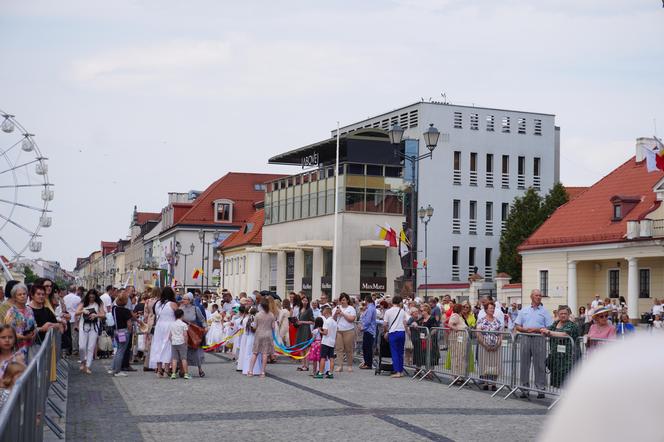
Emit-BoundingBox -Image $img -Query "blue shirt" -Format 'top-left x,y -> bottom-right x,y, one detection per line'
616,322 -> 635,335
361,303 -> 377,336
515,304 -> 553,330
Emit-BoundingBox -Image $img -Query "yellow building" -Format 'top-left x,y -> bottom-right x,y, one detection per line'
520,139 -> 664,320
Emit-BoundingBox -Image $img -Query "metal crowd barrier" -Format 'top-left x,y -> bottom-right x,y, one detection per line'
0,329 -> 66,442
465,329 -> 516,397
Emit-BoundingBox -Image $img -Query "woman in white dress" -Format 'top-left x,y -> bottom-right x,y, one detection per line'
148,287 -> 178,377
241,307 -> 262,375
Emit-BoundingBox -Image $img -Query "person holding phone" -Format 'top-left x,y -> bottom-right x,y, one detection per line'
333,293 -> 356,373
75,289 -> 105,374
3,283 -> 36,362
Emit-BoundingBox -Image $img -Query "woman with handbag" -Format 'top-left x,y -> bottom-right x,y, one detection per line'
74,289 -> 105,374
109,293 -> 133,377
180,293 -> 208,377
142,287 -> 160,371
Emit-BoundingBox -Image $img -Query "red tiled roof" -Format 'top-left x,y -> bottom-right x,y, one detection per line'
520,157 -> 664,251
100,241 -> 117,255
503,283 -> 522,289
564,186 -> 589,200
176,173 -> 286,226
418,283 -> 470,290
220,209 -> 264,250
136,212 -> 160,225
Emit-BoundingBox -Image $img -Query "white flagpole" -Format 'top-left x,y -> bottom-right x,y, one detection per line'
332,122 -> 340,300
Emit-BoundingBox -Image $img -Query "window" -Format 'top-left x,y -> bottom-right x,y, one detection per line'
454,112 -> 463,129
452,246 -> 460,281
518,117 -> 526,134
539,270 -> 549,296
453,151 -> 461,185
214,200 -> 233,223
640,269 -> 650,298
486,115 -> 495,131
533,157 -> 541,189
484,248 -> 493,279
485,202 -> 493,236
534,119 -> 542,136
502,116 -> 510,133
501,155 -> 510,188
517,156 -> 526,189
613,204 -> 622,221
609,269 -> 620,298
486,153 -> 494,187
470,113 -> 479,130
468,247 -> 476,276
452,200 -> 460,234
469,152 -> 477,186
469,201 -> 477,235
253,183 -> 266,191
501,202 -> 509,231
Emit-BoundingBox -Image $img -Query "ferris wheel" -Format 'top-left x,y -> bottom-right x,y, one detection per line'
0,109 -> 53,263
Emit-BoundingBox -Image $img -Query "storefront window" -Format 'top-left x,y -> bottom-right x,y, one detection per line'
384,190 -> 403,214
365,189 -> 384,212
345,187 -> 365,212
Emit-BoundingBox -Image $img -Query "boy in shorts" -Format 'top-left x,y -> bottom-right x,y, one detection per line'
169,309 -> 191,380
314,304 -> 337,379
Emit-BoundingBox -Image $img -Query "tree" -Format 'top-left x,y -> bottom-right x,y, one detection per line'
542,182 -> 569,218
22,264 -> 38,284
497,184 -> 571,282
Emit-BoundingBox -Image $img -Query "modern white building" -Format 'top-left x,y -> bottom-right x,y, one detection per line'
258,130 -> 406,299
338,101 -> 559,294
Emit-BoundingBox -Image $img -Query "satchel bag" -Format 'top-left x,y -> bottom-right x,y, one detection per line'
186,323 -> 205,348
97,330 -> 113,352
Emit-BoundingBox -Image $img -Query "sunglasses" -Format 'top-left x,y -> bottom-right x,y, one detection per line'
596,314 -> 608,319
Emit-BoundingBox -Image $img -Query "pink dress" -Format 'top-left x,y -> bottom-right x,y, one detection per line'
308,329 -> 321,362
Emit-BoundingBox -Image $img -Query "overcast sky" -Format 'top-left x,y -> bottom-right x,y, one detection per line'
1,0 -> 662,270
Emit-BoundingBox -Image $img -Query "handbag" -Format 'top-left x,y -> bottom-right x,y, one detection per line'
97,330 -> 113,352
113,306 -> 128,343
186,323 -> 205,348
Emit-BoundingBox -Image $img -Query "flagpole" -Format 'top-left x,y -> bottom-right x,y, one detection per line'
332,122 -> 340,301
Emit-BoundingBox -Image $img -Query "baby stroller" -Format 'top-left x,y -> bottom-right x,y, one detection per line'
374,332 -> 393,376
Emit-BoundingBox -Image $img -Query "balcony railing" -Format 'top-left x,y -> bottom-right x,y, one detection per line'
627,219 -> 664,239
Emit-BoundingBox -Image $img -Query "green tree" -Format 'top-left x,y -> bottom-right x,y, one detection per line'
542,182 -> 569,218
497,184 -> 571,282
22,264 -> 38,284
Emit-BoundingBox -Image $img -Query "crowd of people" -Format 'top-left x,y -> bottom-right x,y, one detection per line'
0,279 -> 657,409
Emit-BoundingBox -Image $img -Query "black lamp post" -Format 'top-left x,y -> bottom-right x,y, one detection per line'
418,204 -> 434,300
388,123 -> 440,297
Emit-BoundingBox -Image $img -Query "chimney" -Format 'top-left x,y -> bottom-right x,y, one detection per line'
636,137 -> 656,162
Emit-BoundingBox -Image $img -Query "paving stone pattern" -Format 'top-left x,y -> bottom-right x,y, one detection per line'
65,353 -> 548,441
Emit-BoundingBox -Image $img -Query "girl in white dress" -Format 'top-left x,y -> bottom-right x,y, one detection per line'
206,310 -> 224,348
241,307 -> 262,375
148,287 -> 178,376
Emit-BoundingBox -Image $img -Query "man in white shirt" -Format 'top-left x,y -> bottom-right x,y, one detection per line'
63,285 -> 81,356
591,294 -> 602,309
100,285 -> 115,329
477,296 -> 505,328
652,299 -> 663,316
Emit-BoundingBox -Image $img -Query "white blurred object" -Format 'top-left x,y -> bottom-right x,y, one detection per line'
540,335 -> 664,442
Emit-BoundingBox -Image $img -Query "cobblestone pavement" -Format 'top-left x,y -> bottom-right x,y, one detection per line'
66,354 -> 548,442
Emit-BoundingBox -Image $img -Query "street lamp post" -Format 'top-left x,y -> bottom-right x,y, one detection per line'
389,123 -> 440,298
418,204 -> 434,300
176,242 -> 195,292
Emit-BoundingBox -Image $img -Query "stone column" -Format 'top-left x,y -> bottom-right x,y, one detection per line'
567,261 -> 578,315
277,251 -> 287,298
312,247 -> 324,300
627,257 -> 639,321
294,249 -> 304,293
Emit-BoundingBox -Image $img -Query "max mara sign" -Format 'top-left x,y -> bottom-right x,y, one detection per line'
360,277 -> 387,292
